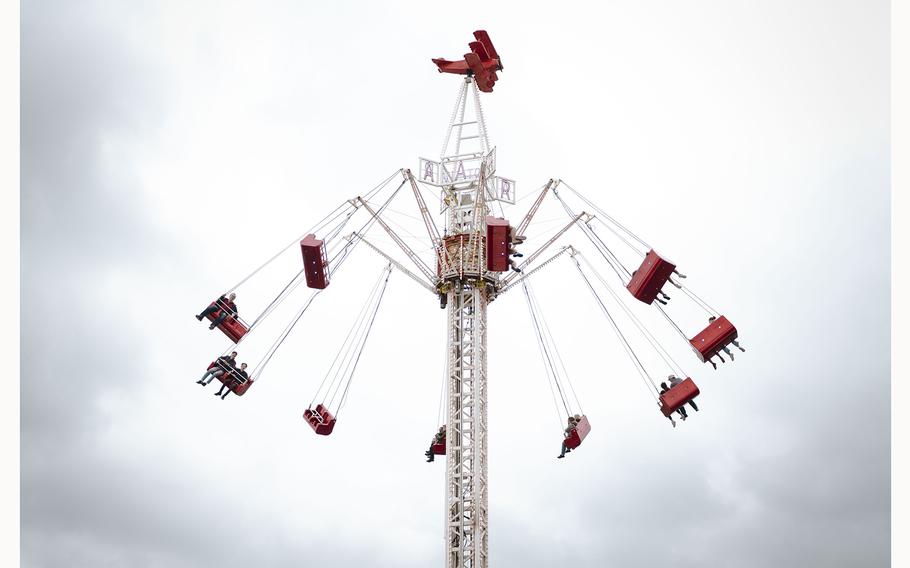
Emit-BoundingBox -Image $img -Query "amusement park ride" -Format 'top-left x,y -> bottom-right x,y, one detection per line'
194,31 -> 745,568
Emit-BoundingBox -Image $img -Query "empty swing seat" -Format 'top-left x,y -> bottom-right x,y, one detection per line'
659,378 -> 700,417
300,234 -> 330,289
689,316 -> 738,362
203,303 -> 249,343
563,415 -> 592,450
303,403 -> 337,436
485,216 -> 510,272
626,250 -> 676,305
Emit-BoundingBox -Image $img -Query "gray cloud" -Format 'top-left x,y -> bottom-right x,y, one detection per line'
21,1 -> 890,567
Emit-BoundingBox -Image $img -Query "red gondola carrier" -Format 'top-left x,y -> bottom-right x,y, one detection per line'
304,403 -> 337,435
626,250 -> 676,305
486,216 -> 510,272
203,301 -> 248,343
206,361 -> 253,396
300,234 -> 330,290
563,415 -> 591,450
659,378 -> 700,417
689,316 -> 738,362
432,434 -> 446,456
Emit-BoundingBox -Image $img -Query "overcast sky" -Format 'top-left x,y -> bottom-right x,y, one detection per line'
21,1 -> 890,567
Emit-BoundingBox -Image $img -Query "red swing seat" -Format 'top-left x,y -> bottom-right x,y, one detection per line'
659,378 -> 700,417
563,415 -> 591,450
300,234 -> 330,289
431,435 -> 446,456
485,216 -> 510,272
626,250 -> 676,305
203,301 -> 248,343
304,403 -> 337,436
218,370 -> 253,396
689,316 -> 738,362
205,361 -> 253,396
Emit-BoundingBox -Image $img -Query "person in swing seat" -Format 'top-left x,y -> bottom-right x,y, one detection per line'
557,414 -> 582,459
215,362 -> 248,400
196,292 -> 239,330
425,425 -> 446,463
197,352 -> 237,386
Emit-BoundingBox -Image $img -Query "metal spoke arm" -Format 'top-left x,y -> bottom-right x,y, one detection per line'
497,245 -> 576,296
551,184 -> 633,284
346,232 -> 436,294
405,169 -> 443,243
500,212 -> 586,288
470,159 -> 491,231
405,169 -> 456,276
514,179 -> 554,237
356,197 -> 438,283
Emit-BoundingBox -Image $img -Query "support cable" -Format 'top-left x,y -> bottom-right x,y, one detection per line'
551,186 -> 631,285
250,288 -> 322,382
570,254 -> 661,400
498,246 -> 572,295
436,345 -> 448,429
521,279 -> 571,426
309,273 -> 382,407
655,303 -> 692,345
248,269 -> 306,330
224,169 -> 399,294
330,179 -> 408,273
528,281 -> 584,414
561,180 -> 652,253
334,265 -> 393,417
577,252 -> 687,377
679,285 -> 720,317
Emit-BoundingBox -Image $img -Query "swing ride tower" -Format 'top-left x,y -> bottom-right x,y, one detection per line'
194,29 -> 747,568
429,76 -> 503,568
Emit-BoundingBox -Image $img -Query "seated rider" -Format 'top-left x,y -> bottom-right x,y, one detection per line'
196,292 -> 239,330
425,425 -> 446,463
708,316 -> 745,365
214,362 -> 248,400
557,414 -> 582,459
665,375 -> 699,421
658,382 -> 678,428
196,351 -> 237,386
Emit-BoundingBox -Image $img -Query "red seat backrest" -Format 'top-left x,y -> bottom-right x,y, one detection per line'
689,316 -> 738,361
564,415 -> 591,450
203,304 -> 249,343
485,216 -> 510,272
300,234 -> 330,290
216,370 -> 252,396
304,404 -> 337,436
626,250 -> 676,305
659,378 -> 700,416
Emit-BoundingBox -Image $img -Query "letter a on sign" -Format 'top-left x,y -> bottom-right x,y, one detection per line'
455,161 -> 466,181
423,161 -> 435,182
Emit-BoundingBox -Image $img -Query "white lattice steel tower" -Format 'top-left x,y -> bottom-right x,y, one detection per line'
418,74 -> 515,568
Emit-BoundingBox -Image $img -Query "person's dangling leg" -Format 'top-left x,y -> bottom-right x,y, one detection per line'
197,369 -> 215,385
203,369 -> 224,386
209,312 -> 229,330
197,304 -> 218,320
